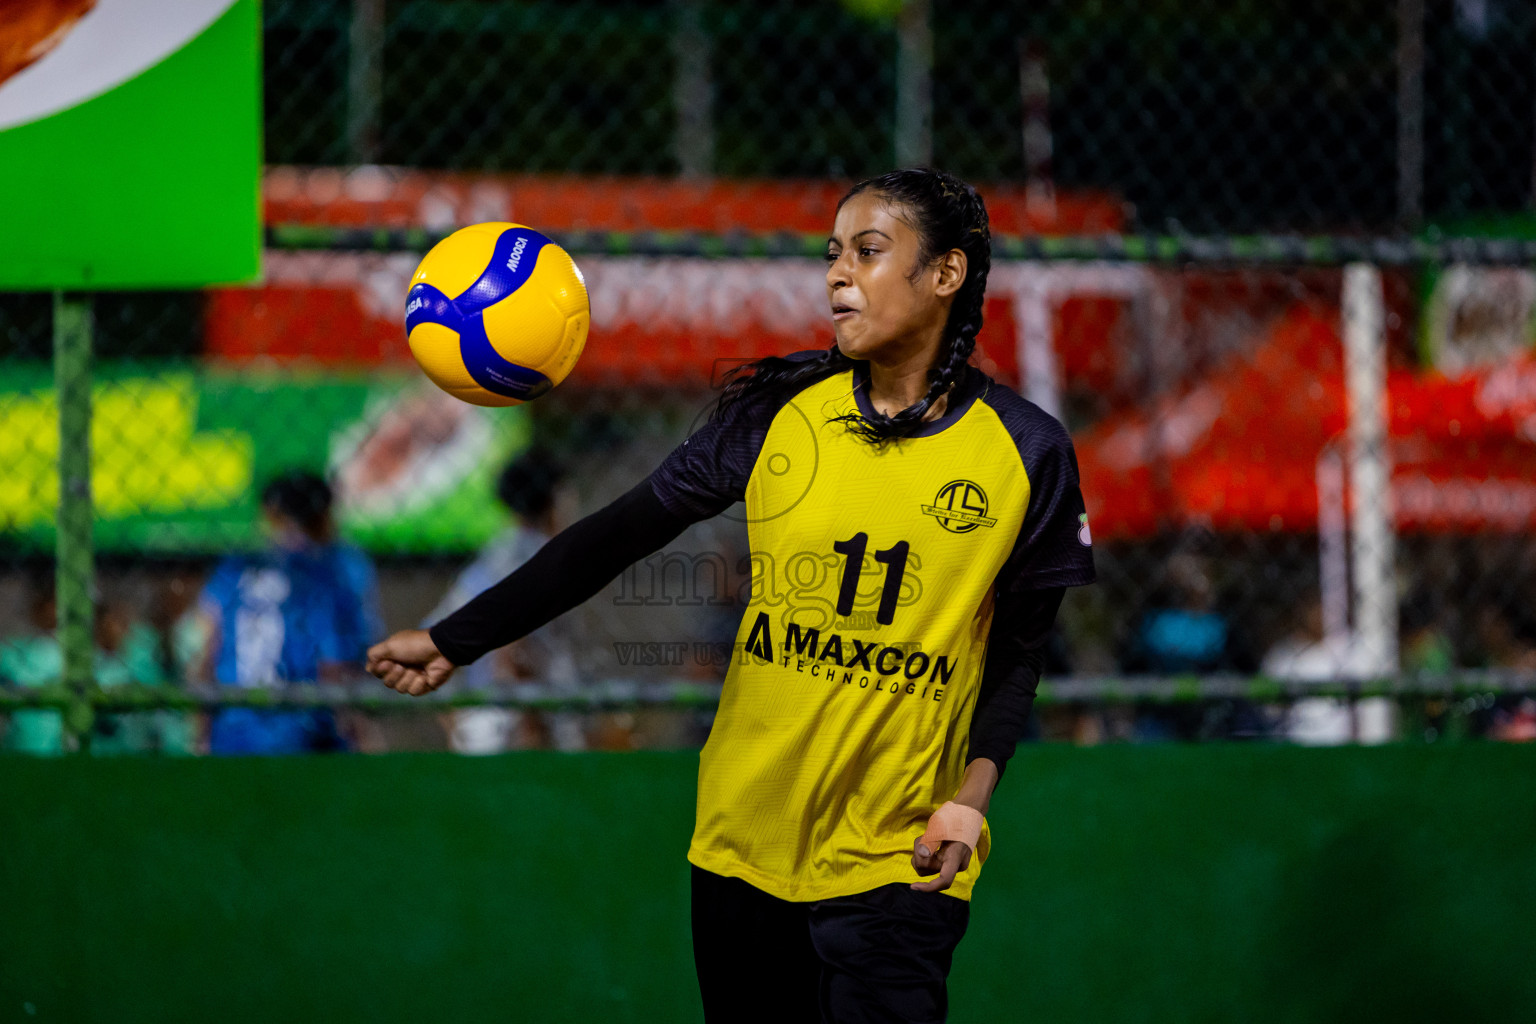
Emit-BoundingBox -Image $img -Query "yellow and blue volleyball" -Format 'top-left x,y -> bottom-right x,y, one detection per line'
403,222 -> 590,406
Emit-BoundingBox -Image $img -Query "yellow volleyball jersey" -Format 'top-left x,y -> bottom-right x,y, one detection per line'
648,355 -> 1094,902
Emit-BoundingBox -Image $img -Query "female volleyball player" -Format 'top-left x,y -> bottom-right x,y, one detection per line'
367,168 -> 1095,1023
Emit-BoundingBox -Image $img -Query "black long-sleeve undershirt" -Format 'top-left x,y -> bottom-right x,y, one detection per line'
965,586 -> 1065,780
429,476 -> 1060,782
429,477 -> 692,666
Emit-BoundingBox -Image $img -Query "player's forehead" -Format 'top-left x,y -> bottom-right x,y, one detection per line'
828,192 -> 919,248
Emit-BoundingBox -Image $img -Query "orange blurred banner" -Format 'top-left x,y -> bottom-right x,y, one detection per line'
210,169 -> 1120,384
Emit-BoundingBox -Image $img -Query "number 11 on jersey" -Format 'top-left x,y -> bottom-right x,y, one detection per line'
832,533 -> 911,627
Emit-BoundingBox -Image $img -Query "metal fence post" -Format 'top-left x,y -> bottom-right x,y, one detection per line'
1342,264 -> 1398,680
348,0 -> 386,163
671,0 -> 715,178
1396,0 -> 1425,230
894,0 -> 931,168
53,292 -> 95,751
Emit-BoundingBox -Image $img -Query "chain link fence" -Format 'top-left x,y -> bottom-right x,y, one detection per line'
261,0 -> 1536,230
4,0 -> 1536,754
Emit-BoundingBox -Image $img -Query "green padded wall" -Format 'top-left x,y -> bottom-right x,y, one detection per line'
2,745 -> 1533,1022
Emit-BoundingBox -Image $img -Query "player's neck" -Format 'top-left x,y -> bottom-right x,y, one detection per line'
866,352 -> 954,422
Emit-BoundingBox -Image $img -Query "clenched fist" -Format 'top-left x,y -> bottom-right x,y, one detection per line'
366,629 -> 457,696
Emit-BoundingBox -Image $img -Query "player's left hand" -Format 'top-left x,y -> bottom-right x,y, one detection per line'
910,837 -> 973,893
367,629 -> 456,697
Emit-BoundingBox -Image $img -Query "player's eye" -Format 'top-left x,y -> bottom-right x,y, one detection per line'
824,250 -> 840,263
859,247 -> 878,258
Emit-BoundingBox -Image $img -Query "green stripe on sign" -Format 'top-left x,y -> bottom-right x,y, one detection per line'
0,0 -> 260,289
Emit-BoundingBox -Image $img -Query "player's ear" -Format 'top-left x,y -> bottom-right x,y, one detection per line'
934,249 -> 966,298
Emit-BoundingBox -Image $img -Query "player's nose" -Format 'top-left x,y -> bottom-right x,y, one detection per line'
826,254 -> 851,291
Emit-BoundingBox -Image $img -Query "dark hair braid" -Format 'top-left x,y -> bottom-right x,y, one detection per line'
711,168 -> 991,446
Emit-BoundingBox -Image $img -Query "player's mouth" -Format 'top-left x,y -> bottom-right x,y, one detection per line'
831,303 -> 858,322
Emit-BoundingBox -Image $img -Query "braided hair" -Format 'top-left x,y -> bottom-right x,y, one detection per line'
711,168 -> 991,446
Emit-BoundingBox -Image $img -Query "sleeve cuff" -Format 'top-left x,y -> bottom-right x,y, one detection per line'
965,749 -> 1013,780
427,622 -> 480,668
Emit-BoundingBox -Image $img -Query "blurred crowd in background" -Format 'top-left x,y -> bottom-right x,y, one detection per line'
4,445 -> 1532,757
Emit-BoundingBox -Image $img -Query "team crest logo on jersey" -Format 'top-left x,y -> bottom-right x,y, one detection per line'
1078,512 -> 1093,546
921,479 -> 996,533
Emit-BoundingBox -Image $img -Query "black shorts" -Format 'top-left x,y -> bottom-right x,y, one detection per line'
690,865 -> 971,1024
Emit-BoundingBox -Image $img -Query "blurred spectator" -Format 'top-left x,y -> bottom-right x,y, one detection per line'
155,567 -> 212,683
423,448 -> 581,753
1120,553 -> 1252,674
1260,592 -> 1399,745
1283,697 -> 1396,746
1114,552 -> 1264,741
1146,549 -> 1292,739
1261,593 -> 1373,682
1400,592 -> 1454,675
1473,606 -> 1536,673
89,598 -> 197,755
187,471 -> 383,755
0,578 -> 67,756
1473,605 -> 1536,743
0,578 -> 179,755
1489,698 -> 1536,742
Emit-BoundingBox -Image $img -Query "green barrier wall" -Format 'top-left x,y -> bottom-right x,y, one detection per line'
2,745 -> 1533,1023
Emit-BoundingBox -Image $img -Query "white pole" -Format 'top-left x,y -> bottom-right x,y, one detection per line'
1315,445 -> 1350,646
993,263 -> 1152,422
1342,263 -> 1398,678
1017,278 -> 1062,420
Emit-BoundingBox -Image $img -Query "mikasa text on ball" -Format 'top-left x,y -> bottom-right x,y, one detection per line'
404,223 -> 590,406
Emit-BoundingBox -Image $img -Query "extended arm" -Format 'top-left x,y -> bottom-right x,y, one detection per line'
429,477 -> 694,665
368,477 -> 695,694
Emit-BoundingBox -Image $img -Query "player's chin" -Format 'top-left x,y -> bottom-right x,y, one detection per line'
833,328 -> 880,361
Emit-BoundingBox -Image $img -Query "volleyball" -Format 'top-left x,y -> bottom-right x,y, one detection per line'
403,222 -> 590,406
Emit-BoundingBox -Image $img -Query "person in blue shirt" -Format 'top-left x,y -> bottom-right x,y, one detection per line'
1121,552 -> 1239,674
193,471 -> 383,755
1117,550 -> 1260,741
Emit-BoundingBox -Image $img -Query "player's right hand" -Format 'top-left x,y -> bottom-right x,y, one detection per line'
367,629 -> 456,697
